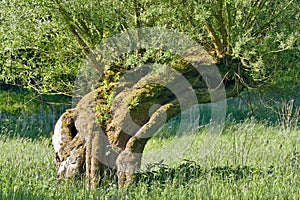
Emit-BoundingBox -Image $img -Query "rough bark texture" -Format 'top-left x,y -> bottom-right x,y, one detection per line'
52,58 -> 244,188
53,89 -> 118,187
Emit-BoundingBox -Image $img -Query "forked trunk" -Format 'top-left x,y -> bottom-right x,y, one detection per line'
52,55 -> 244,188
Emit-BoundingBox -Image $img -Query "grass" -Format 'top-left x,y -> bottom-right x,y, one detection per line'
0,88 -> 299,199
0,119 -> 299,199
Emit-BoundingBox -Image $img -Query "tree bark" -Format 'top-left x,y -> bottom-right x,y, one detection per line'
52,58 -> 244,188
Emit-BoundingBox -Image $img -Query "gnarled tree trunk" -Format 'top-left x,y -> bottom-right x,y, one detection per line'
52,54 -> 244,188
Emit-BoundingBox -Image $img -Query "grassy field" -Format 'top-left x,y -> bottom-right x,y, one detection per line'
0,119 -> 299,199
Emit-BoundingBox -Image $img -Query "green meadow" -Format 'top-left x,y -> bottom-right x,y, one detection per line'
0,105 -> 299,199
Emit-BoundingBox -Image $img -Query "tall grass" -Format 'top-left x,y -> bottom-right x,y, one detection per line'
0,111 -> 63,138
0,89 -> 299,199
0,88 -> 70,138
0,119 -> 299,199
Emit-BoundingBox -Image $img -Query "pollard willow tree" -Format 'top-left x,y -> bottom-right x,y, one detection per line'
51,0 -> 299,188
1,0 -> 298,188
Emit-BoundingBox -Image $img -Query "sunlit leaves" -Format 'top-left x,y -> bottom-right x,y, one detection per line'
0,0 -> 298,97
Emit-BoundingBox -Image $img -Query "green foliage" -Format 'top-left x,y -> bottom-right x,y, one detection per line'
0,88 -> 71,138
0,0 -> 298,97
0,1 -> 299,196
0,86 -> 71,114
0,0 -> 81,94
0,89 -> 39,114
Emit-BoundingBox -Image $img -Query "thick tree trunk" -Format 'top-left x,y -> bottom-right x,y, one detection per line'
52,57 -> 244,188
53,90 -> 118,187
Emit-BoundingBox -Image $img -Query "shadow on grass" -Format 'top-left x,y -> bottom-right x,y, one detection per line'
133,160 -> 276,187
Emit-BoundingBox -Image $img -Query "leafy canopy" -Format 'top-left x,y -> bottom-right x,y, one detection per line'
0,0 -> 299,97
